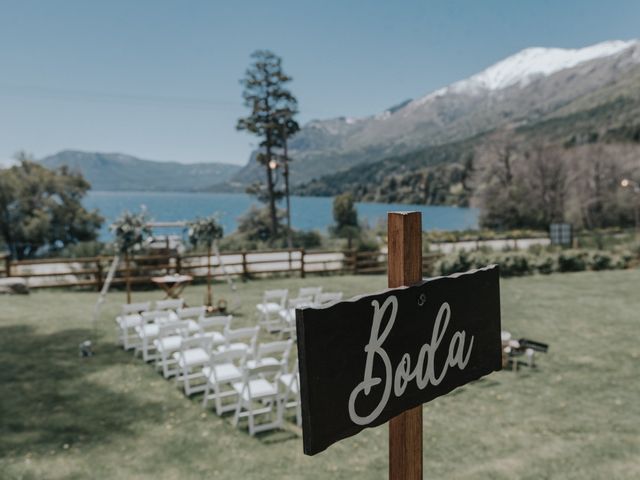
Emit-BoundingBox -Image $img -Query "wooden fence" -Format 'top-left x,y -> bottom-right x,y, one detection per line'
0,249 -> 443,290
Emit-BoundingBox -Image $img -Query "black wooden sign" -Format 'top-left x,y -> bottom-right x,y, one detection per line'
295,265 -> 502,455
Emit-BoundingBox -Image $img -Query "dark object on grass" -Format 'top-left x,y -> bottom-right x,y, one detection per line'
79,340 -> 93,357
518,338 -> 549,353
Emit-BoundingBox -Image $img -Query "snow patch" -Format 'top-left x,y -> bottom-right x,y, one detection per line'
409,39 -> 638,108
345,116 -> 362,125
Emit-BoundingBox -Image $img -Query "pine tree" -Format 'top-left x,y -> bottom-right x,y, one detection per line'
237,50 -> 298,239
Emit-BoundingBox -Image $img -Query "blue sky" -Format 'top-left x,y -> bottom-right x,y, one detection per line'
1,0 -> 638,166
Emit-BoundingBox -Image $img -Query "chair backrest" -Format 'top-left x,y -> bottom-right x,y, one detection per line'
288,296 -> 314,308
157,320 -> 190,339
140,310 -> 171,324
121,301 -> 151,315
155,298 -> 184,311
262,289 -> 288,307
298,287 -> 322,301
210,346 -> 247,367
255,339 -> 293,367
179,335 -> 213,353
282,361 -> 300,393
316,292 -> 343,305
199,315 -> 232,333
223,326 -> 259,352
240,363 -> 283,389
177,306 -> 206,322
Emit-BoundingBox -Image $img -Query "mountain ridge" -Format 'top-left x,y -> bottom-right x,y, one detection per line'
231,39 -> 640,186
39,150 -> 241,192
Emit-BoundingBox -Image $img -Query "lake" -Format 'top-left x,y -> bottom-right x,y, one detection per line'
84,191 -> 479,240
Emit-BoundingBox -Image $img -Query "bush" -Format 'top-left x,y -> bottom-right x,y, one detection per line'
435,250 -> 473,276
55,240 -> 106,258
291,230 -> 323,249
434,246 -> 633,278
498,252 -> 531,276
533,254 -> 556,274
558,250 -> 588,272
588,251 -> 614,271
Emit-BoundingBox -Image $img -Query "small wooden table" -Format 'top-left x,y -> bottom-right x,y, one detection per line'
151,274 -> 193,299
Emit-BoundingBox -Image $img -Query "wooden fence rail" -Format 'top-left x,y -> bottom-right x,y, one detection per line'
0,249 -> 444,290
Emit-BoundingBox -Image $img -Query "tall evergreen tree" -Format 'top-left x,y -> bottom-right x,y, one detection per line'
274,113 -> 300,248
237,50 -> 298,239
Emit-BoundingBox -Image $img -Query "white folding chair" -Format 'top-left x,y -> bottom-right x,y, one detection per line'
256,289 -> 288,333
297,287 -> 322,303
279,362 -> 301,427
202,347 -> 247,415
218,326 -> 259,359
115,301 -> 151,350
246,339 -> 293,373
198,315 -> 232,346
155,298 -> 184,312
173,335 -> 215,396
177,306 -> 206,335
315,292 -> 344,305
232,363 -> 284,436
287,296 -> 314,309
279,297 -> 313,339
153,320 -> 190,378
135,310 -> 172,362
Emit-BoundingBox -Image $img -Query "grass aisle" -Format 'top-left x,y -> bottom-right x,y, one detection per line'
1,270 -> 639,479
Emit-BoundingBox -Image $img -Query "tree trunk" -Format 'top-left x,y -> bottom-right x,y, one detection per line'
283,139 -> 293,249
265,144 -> 278,238
206,244 -> 213,307
125,251 -> 132,304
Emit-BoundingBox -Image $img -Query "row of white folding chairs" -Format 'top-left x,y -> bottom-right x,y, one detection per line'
256,288 -> 344,334
117,300 -> 302,435
115,299 -> 187,350
154,314 -> 233,377
167,327 -> 301,435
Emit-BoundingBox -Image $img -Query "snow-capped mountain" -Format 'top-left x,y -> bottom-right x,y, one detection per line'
233,39 -> 640,185
423,40 -> 638,99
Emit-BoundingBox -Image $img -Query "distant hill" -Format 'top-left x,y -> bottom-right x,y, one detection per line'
39,151 -> 241,192
234,39 -> 640,187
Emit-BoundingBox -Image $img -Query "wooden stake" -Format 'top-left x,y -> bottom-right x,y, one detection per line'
387,211 -> 423,479
125,251 -> 132,305
206,244 -> 213,307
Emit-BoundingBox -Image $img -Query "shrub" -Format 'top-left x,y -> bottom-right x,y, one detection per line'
498,252 -> 531,276
291,230 -> 323,249
588,251 -> 614,271
435,250 -> 474,276
533,254 -> 556,275
557,250 -> 588,272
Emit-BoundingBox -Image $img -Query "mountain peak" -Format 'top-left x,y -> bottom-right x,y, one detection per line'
412,39 -> 639,107
460,39 -> 637,91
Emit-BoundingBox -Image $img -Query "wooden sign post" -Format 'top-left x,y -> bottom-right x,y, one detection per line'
296,211 -> 502,477
388,212 -> 423,479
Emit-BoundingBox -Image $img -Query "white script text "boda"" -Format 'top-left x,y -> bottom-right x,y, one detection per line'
348,297 -> 474,425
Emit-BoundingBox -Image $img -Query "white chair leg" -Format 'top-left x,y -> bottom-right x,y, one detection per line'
248,405 -> 255,436
214,385 -> 224,415
202,382 -> 211,408
233,401 -> 241,427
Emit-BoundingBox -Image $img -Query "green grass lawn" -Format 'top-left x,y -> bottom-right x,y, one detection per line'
1,270 -> 639,479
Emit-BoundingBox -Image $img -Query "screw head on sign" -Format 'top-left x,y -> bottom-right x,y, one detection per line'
417,293 -> 426,306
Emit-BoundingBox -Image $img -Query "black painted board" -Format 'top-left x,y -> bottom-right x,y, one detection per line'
295,265 -> 502,456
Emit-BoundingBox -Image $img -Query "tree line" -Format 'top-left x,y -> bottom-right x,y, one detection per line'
472,129 -> 640,230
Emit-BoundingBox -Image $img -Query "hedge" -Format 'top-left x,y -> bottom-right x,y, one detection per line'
434,249 -> 634,278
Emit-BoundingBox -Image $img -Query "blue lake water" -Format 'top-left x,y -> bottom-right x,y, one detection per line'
84,191 -> 479,240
